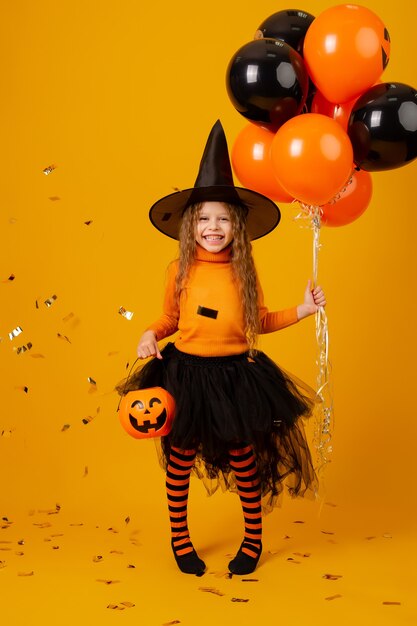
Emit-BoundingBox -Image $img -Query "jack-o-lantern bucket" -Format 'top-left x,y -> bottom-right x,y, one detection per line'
118,387 -> 175,439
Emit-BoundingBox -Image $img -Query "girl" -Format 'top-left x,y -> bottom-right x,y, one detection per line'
118,121 -> 326,576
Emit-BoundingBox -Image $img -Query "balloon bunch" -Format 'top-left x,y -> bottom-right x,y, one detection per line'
226,4 -> 417,228
226,5 -> 417,474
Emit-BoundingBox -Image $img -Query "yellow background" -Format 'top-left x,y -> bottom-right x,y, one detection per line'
0,1 -> 416,624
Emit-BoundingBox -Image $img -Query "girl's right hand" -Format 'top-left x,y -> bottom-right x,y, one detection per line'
137,330 -> 163,360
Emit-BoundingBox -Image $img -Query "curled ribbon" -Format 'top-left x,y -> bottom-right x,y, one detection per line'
296,203 -> 334,476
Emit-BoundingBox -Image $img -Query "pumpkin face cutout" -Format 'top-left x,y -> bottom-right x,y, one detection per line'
118,387 -> 175,439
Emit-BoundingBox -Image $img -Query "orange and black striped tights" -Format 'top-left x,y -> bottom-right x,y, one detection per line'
166,445 -> 262,575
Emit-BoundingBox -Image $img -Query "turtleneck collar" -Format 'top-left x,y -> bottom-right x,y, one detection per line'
195,243 -> 232,263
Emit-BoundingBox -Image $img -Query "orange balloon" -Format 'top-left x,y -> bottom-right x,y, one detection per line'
311,90 -> 357,131
231,123 -> 293,202
303,4 -> 390,104
271,113 -> 354,206
321,168 -> 372,227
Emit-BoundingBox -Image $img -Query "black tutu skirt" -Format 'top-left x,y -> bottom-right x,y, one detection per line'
118,343 -> 318,511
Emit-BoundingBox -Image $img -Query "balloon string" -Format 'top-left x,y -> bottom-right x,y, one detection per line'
297,203 -> 334,482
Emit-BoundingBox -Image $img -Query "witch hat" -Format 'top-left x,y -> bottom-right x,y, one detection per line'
149,120 -> 281,240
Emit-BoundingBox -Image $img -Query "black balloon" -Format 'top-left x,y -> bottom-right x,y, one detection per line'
254,9 -> 315,55
348,82 -> 417,171
226,38 -> 309,131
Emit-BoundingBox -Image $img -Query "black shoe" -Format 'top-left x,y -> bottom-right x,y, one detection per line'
228,541 -> 262,575
171,539 -> 206,575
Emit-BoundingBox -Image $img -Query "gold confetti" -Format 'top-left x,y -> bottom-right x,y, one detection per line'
30,353 -> 46,359
383,534 -> 393,539
43,164 -> 56,175
108,351 -> 119,356
8,326 -> 23,340
50,533 -> 64,537
110,550 -> 124,555
17,540 -> 25,545
82,415 -> 94,425
33,522 -> 52,529
52,545 -> 59,550
163,621 -> 181,626
231,598 -> 249,603
293,520 -> 305,524
287,558 -> 301,564
62,312 -> 75,323
48,196 -> 60,201
83,466 -> 88,477
15,386 -> 29,393
87,377 -> 97,394
93,556 -> 103,562
0,561 -> 6,569
107,604 -> 123,610
198,587 -> 225,596
107,527 -> 119,534
172,186 -> 181,192
61,424 -> 70,432
37,504 -> 60,515
69,523 -> 84,526
96,579 -> 121,585
15,551 -> 24,556
210,569 -> 230,578
18,571 -> 34,576
242,578 -> 258,582
118,306 -> 134,320
120,602 -> 135,608
323,574 -> 343,580
365,536 -> 377,541
293,552 -> 311,558
15,342 -> 33,355
57,333 -> 71,344
35,300 -> 39,309
1,430 -> 13,438
125,516 -> 130,525
44,294 -> 57,307
325,594 -> 342,601
382,601 -> 401,606
84,220 -> 93,225
2,274 -> 15,282
321,530 -> 335,535
325,502 -> 338,507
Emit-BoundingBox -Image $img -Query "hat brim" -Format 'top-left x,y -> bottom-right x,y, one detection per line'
149,185 -> 281,241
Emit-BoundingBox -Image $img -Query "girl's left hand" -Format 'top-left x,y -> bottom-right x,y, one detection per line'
297,280 -> 327,319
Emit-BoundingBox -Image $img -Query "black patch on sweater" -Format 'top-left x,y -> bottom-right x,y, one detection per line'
197,305 -> 218,319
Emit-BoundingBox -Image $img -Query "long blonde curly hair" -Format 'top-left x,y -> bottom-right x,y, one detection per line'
175,202 -> 260,351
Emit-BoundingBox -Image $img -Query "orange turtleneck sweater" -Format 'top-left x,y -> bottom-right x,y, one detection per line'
146,244 -> 299,357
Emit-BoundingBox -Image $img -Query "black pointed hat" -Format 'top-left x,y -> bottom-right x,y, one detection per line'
149,120 -> 281,241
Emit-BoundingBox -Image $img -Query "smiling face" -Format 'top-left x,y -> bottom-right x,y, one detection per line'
118,387 -> 175,440
195,202 -> 234,253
